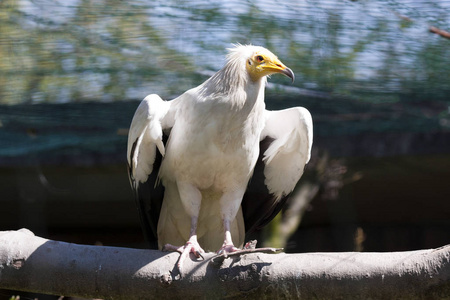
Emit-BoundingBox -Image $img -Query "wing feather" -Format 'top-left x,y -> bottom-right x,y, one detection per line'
127,94 -> 175,247
242,107 -> 313,235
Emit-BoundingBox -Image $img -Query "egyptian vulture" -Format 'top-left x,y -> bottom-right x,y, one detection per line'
127,45 -> 313,268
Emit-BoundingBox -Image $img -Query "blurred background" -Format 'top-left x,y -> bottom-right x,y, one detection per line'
1,0 -> 449,283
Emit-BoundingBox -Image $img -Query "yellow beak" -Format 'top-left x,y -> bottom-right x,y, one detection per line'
261,59 -> 295,83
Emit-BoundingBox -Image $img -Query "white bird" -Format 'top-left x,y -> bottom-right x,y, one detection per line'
127,44 -> 313,269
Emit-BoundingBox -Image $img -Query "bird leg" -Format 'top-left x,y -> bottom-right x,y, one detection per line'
216,219 -> 240,256
216,189 -> 247,256
162,182 -> 205,274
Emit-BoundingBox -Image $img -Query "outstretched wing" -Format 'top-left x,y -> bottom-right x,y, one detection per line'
127,94 -> 176,248
242,107 -> 313,236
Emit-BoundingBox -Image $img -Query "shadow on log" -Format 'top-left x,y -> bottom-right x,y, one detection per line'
1,229 -> 449,299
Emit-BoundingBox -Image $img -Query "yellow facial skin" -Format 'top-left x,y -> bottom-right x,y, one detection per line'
246,51 -> 294,83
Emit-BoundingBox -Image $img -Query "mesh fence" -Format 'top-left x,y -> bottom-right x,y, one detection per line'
0,0 -> 449,105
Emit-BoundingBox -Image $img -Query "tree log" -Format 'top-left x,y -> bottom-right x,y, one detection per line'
1,229 -> 449,299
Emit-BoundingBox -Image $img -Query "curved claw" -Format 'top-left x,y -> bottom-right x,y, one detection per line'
196,251 -> 205,261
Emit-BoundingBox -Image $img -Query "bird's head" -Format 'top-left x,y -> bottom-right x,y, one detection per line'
235,45 -> 294,83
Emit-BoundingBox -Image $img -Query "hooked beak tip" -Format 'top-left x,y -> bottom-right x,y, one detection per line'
282,67 -> 295,83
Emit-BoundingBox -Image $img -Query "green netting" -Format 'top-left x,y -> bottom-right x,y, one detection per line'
0,0 -> 448,165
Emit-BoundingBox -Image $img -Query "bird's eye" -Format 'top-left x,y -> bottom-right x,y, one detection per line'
256,55 -> 264,62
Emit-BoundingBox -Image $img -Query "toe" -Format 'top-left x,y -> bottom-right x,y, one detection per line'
217,244 -> 240,256
177,242 -> 205,272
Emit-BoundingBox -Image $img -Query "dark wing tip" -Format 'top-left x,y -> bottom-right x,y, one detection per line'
242,137 -> 292,236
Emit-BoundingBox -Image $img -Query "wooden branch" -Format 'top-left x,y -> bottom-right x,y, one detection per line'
1,229 -> 450,299
429,26 -> 450,40
391,10 -> 450,40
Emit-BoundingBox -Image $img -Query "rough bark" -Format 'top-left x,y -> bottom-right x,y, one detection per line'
1,229 -> 449,299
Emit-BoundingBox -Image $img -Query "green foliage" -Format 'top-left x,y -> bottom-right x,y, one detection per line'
0,0 -> 449,105
0,0 -> 196,104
